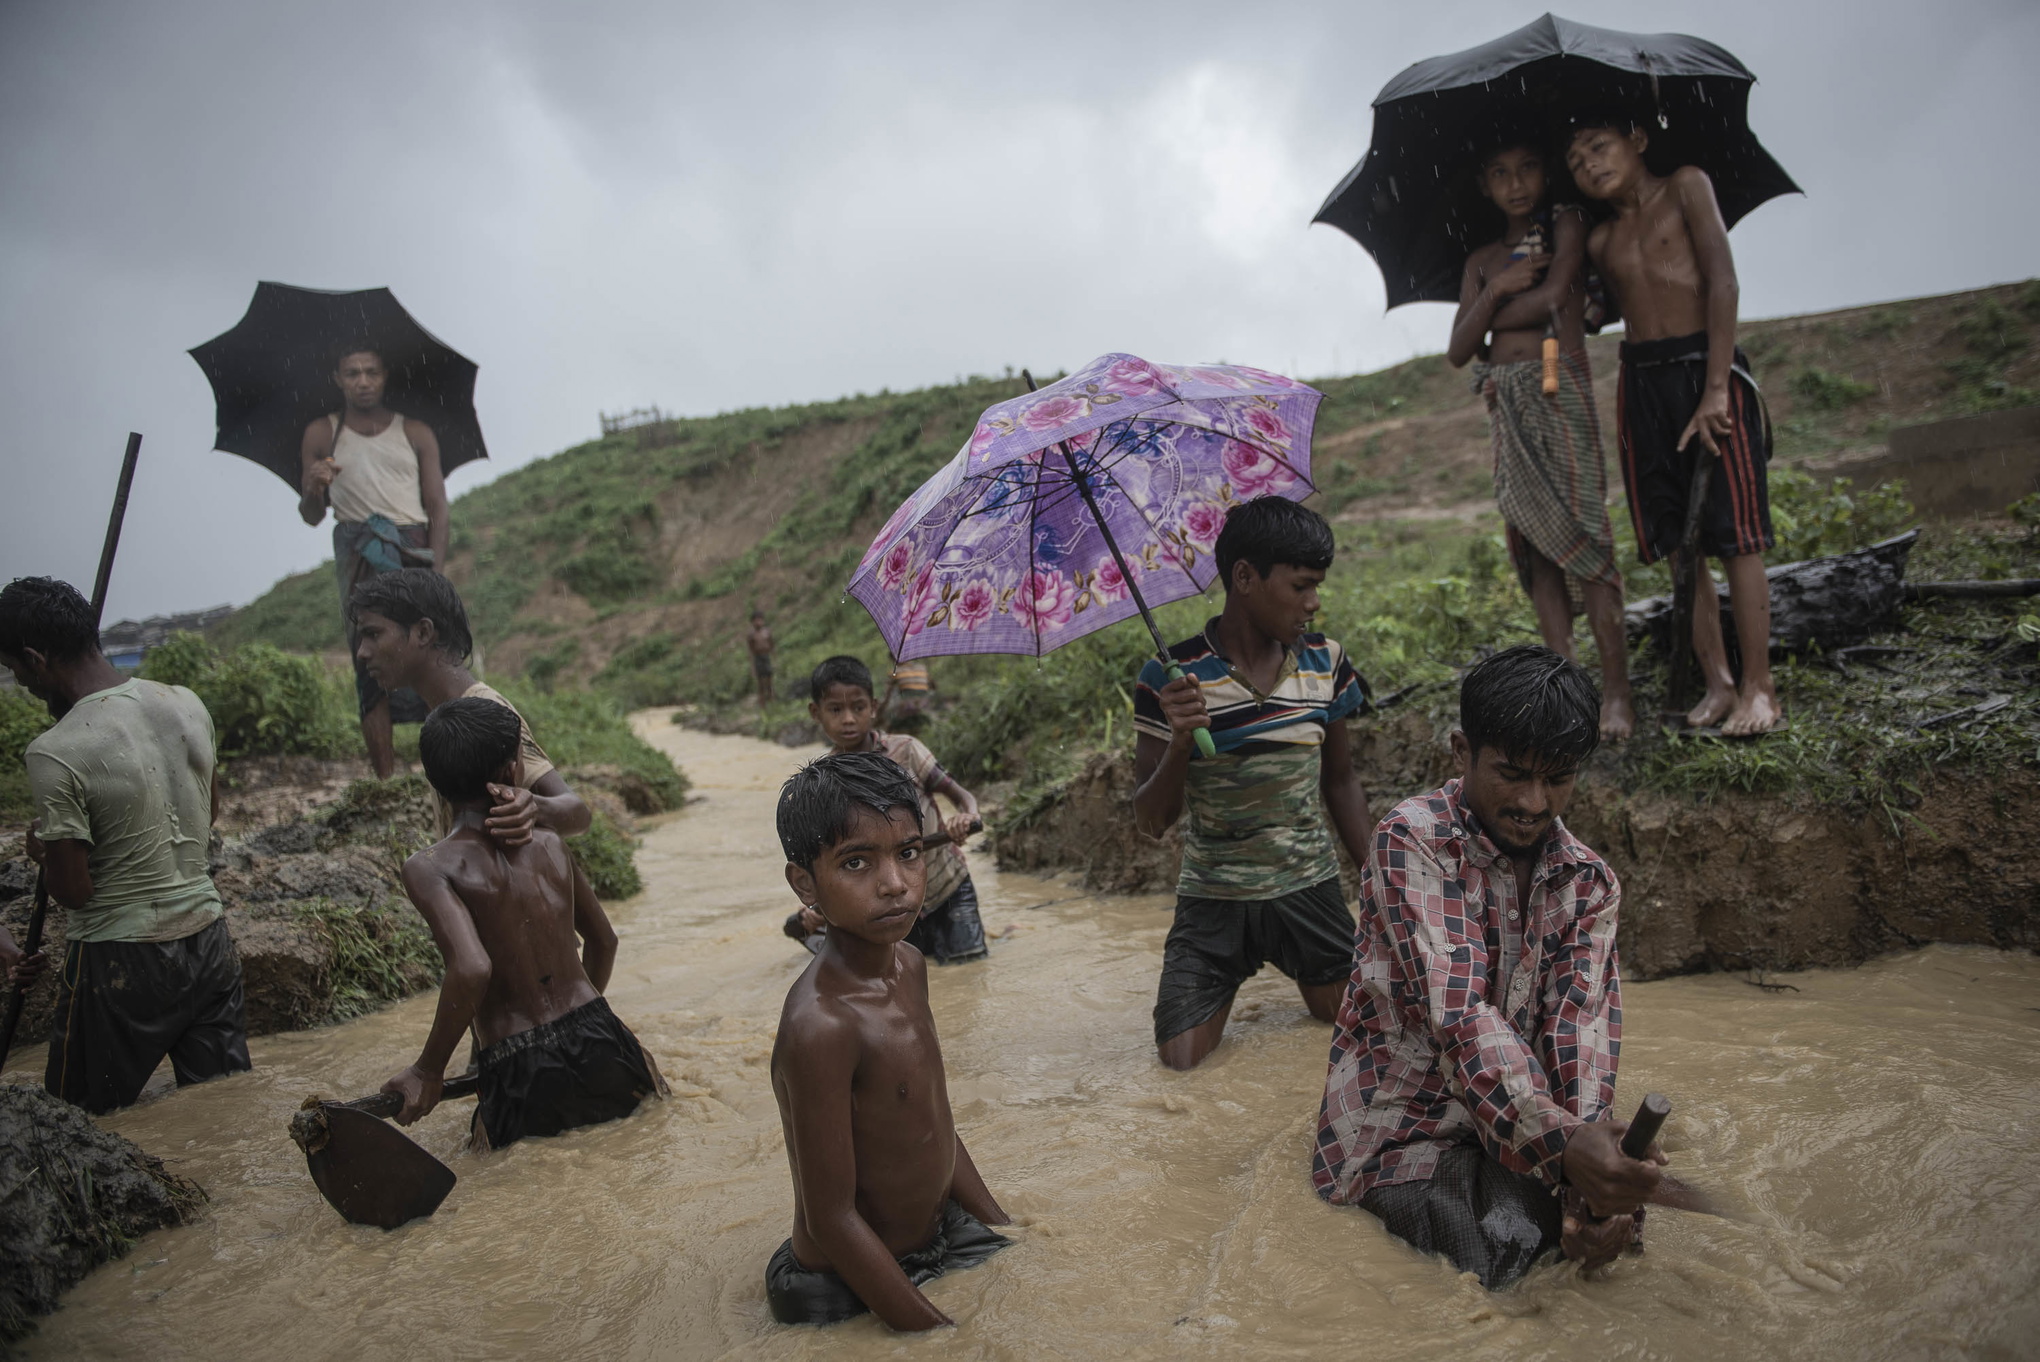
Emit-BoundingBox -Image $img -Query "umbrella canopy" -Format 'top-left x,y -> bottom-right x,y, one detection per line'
1314,12 -> 1800,309
848,354 -> 1322,662
190,282 -> 487,491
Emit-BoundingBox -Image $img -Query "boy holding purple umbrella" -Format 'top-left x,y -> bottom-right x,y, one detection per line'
1132,497 -> 1374,1071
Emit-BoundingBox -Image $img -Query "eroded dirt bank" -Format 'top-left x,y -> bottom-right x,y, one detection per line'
993,709 -> 2040,978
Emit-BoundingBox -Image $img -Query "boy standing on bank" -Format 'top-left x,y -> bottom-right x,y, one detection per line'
1567,115 -> 1781,735
795,655 -> 987,965
1447,138 -> 1634,741
767,752 -> 1011,1329
381,699 -> 664,1149
1132,497 -> 1373,1071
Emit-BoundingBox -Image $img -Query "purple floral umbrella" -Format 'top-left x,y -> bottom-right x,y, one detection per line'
848,353 -> 1324,753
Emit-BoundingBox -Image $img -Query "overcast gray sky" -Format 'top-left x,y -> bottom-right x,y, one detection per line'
3,0 -> 2034,623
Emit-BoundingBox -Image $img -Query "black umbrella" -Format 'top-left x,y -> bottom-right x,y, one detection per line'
1314,12 -> 1800,310
190,282 -> 487,491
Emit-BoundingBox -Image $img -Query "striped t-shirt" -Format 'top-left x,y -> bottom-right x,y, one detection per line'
1133,622 -> 1370,899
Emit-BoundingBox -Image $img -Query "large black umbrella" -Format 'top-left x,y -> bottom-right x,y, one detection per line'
1314,12 -> 1800,310
190,282 -> 487,491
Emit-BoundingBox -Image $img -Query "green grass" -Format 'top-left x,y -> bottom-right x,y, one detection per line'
296,895 -> 442,1023
209,565 -> 343,654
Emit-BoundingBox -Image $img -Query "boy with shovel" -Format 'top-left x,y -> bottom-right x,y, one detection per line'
1566,114 -> 1780,735
380,698 -> 664,1149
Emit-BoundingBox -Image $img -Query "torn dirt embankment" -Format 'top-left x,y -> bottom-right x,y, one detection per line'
0,760 -> 648,1047
992,709 -> 2040,979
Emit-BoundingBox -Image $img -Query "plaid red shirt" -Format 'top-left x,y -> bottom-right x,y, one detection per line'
1312,779 -> 1623,1204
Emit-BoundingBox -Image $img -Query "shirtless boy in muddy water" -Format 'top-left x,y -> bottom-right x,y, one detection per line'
1133,497 -> 1373,1071
1314,646 -> 1663,1288
381,698 -> 664,1149
767,751 -> 1010,1330
1567,115 -> 1781,736
1447,140 -> 1634,742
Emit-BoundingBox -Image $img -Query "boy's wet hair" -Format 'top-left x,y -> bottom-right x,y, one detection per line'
1214,496 -> 1335,591
1460,644 -> 1600,770
348,568 -> 474,662
418,697 -> 523,806
1562,108 -> 1643,146
1475,124 -> 1547,174
777,750 -> 922,871
332,344 -> 385,371
809,654 -> 874,702
0,577 -> 99,664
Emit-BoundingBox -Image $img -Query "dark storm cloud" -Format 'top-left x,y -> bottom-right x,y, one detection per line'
2,0 -> 2034,620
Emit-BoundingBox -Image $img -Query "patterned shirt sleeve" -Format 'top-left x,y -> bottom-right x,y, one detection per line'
1535,866 -> 1623,1131
1371,820 -> 1586,1187
1323,642 -> 1371,724
888,735 -> 947,794
1131,656 -> 1170,741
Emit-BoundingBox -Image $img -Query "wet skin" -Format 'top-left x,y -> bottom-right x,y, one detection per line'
1450,731 -> 1666,1266
1567,126 -> 1780,737
773,804 -> 1008,1330
1446,146 -> 1590,368
381,753 -> 620,1125
1133,560 -> 1373,1070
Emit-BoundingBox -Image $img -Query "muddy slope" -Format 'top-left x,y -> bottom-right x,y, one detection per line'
993,714 -> 2040,979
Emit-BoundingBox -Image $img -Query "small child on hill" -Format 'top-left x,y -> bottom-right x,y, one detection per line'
767,751 -> 1011,1330
1446,135 -> 1634,742
381,698 -> 666,1149
785,655 -> 986,965
1566,112 -> 1781,736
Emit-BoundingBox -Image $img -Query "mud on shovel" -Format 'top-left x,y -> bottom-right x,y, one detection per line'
289,1073 -> 481,1229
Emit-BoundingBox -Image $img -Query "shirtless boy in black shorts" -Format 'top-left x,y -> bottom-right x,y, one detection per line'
1567,114 -> 1781,735
766,751 -> 1010,1330
381,698 -> 665,1149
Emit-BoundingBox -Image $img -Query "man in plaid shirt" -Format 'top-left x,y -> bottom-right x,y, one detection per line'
1312,645 -> 1663,1288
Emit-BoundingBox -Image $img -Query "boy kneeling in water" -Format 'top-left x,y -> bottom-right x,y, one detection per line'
1312,646 -> 1662,1288
382,698 -> 666,1148
767,751 -> 1010,1330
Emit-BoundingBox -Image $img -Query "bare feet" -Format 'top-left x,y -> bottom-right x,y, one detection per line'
1599,692 -> 1635,742
1720,685 -> 1783,737
1684,683 -> 1735,730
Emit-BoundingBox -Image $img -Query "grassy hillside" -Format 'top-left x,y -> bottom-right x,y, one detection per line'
214,282 -> 2040,799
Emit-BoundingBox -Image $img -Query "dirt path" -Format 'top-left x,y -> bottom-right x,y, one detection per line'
11,720 -> 2039,1360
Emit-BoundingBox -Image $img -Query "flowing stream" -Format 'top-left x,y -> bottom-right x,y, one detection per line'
10,720 -> 2038,1360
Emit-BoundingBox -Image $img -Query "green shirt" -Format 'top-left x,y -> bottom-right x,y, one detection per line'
25,679 -> 223,943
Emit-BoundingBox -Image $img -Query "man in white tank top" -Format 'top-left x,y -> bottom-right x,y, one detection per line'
298,348 -> 450,778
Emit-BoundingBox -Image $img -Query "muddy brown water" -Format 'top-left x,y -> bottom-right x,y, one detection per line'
8,721 -> 2038,1361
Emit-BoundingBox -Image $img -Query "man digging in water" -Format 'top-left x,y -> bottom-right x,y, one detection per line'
1312,645 -> 1662,1288
1446,135 -> 1634,741
0,577 -> 250,1114
1567,113 -> 1781,735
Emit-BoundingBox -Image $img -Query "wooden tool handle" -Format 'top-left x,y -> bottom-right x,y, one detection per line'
920,818 -> 984,851
339,1072 -> 483,1120
1622,1092 -> 1671,1160
1541,336 -> 1560,394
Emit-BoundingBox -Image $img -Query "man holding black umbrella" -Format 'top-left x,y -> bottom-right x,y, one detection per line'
298,346 -> 450,777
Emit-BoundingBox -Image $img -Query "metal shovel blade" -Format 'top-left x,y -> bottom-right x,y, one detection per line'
302,1102 -> 458,1229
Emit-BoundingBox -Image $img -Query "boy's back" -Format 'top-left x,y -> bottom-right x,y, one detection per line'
382,697 -> 664,1149
404,823 -> 594,1048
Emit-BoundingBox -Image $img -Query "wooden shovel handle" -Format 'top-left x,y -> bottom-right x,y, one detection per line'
336,1071 -> 483,1120
921,818 -> 983,851
1622,1092 -> 1671,1160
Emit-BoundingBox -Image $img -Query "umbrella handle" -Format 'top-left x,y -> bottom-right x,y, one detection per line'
1167,664 -> 1218,758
